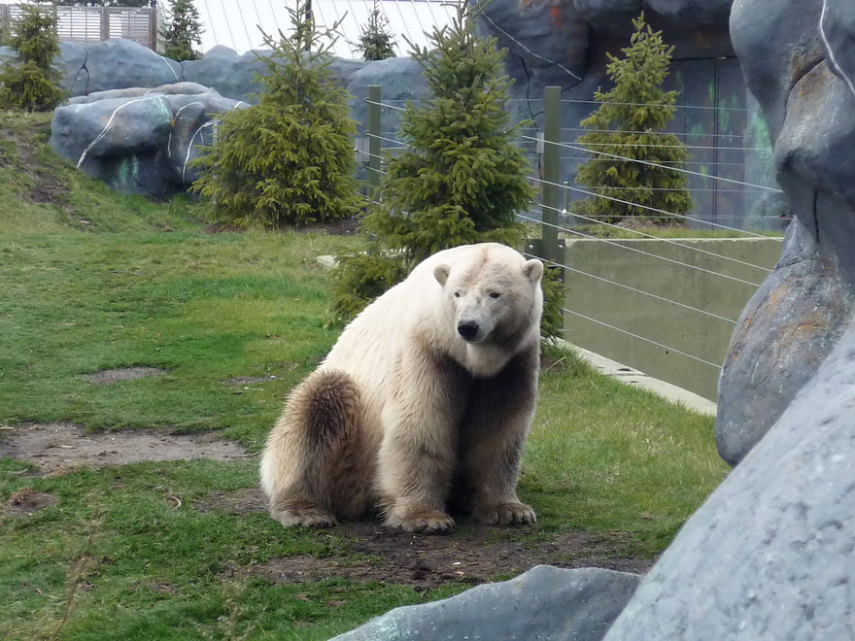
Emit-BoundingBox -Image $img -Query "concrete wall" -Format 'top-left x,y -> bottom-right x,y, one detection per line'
561,237 -> 783,401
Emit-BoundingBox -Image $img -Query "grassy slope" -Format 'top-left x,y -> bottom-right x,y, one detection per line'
0,111 -> 729,640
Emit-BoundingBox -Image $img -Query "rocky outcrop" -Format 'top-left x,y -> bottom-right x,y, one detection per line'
717,0 -> 855,465
50,83 -> 246,198
595,0 -> 855,639
330,566 -> 641,641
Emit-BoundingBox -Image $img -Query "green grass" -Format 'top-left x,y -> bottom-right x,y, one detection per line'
0,110 -> 729,640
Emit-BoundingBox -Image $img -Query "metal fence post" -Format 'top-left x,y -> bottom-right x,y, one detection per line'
149,5 -> 158,52
367,85 -> 382,198
0,5 -> 11,43
100,6 -> 110,41
542,85 -> 562,266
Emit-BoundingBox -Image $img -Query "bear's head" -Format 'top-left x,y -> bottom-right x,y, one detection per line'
433,245 -> 544,346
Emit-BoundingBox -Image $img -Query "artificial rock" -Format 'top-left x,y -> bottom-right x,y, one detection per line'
330,565 -> 641,641
600,1 -> 855,639
50,83 -> 246,198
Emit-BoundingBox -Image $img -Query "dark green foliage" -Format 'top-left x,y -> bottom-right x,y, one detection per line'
574,13 -> 691,225
159,0 -> 204,62
540,264 -> 565,343
331,1 -> 536,324
0,5 -> 65,112
192,0 -> 362,228
329,251 -> 408,323
356,0 -> 396,61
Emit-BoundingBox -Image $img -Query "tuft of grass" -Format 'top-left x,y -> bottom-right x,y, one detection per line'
0,114 -> 729,639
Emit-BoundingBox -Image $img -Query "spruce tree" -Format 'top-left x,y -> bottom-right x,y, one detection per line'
159,0 -> 204,62
0,4 -> 65,112
356,0 -> 396,61
192,0 -> 362,228
574,13 -> 691,225
331,1 -> 534,322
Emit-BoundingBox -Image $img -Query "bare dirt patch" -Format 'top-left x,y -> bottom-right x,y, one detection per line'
2,487 -> 58,517
82,367 -> 165,385
202,488 -> 651,589
0,422 -> 248,475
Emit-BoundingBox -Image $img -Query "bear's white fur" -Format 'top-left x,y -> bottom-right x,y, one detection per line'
260,242 -> 544,533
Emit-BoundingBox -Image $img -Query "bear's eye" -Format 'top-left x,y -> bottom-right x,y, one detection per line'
488,291 -> 501,299
454,291 -> 461,298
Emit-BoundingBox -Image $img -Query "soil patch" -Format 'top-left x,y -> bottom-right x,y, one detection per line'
0,422 -> 249,476
82,367 -> 165,385
202,489 -> 651,589
2,487 -> 58,516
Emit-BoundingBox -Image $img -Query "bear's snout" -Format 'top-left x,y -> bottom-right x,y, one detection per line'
457,321 -> 480,341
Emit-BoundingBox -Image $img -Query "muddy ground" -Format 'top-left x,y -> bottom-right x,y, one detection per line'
1,420 -> 651,588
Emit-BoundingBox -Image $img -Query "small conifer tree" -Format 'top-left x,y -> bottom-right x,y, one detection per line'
574,13 -> 691,225
0,4 -> 65,112
192,0 -> 362,228
331,1 -> 535,322
159,0 -> 204,62
356,0 -> 396,61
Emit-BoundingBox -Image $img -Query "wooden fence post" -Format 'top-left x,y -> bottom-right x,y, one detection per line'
366,85 -> 382,197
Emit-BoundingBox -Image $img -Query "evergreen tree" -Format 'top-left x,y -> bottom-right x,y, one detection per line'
356,0 -> 396,61
574,13 -> 691,225
331,1 -> 534,322
159,0 -> 204,62
0,4 -> 65,112
192,0 -> 362,228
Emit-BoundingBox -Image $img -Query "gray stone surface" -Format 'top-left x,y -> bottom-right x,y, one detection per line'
330,565 -> 641,641
181,46 -> 268,104
50,84 -> 246,198
597,1 -> 855,638
84,39 -> 182,94
718,0 -> 855,463
604,322 -> 855,640
346,56 -> 427,134
480,0 -> 590,90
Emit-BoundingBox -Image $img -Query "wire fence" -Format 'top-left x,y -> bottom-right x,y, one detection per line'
358,88 -> 785,401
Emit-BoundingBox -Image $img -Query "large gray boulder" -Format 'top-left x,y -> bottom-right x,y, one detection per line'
595,0 -> 855,638
181,46 -> 267,104
717,0 -> 855,464
84,39 -> 182,94
604,322 -> 855,640
50,83 -> 246,198
331,565 -> 641,641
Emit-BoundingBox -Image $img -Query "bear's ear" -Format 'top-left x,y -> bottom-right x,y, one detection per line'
522,259 -> 544,284
433,263 -> 451,286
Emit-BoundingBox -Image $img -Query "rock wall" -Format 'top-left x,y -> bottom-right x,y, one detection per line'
50,83 -> 247,199
601,0 -> 855,638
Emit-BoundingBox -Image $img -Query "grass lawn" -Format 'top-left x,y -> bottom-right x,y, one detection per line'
0,111 -> 729,640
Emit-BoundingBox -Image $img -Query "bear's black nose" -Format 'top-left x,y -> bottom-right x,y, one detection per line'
457,321 -> 479,341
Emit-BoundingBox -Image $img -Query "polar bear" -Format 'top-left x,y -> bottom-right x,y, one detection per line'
260,242 -> 544,533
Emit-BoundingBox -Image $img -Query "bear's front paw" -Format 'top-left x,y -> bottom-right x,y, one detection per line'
476,501 -> 536,526
385,509 -> 455,534
271,506 -> 337,528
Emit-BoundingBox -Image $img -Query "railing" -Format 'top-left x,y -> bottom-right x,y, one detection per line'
0,4 -> 157,50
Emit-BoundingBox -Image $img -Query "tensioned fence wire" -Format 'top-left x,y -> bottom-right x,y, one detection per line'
354,92 -> 783,370
362,96 -> 781,262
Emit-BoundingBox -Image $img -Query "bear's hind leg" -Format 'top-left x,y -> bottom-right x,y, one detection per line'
261,370 -> 368,528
